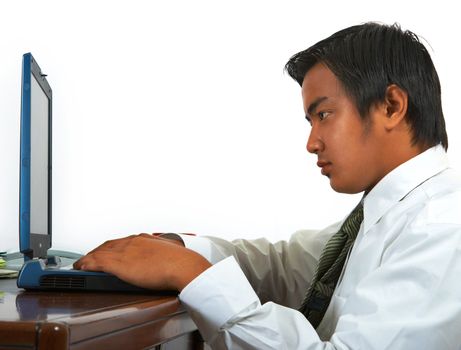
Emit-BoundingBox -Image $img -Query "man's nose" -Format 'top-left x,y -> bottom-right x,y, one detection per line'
306,127 -> 324,154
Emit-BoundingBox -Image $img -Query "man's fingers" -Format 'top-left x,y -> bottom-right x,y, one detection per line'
74,250 -> 124,273
74,235 -> 160,270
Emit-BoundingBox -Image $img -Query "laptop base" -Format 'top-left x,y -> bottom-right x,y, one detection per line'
17,258 -> 153,293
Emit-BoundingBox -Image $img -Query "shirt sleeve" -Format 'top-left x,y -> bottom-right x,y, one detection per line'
179,223 -> 340,307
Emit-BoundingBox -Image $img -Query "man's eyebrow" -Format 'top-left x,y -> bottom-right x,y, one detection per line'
306,96 -> 329,117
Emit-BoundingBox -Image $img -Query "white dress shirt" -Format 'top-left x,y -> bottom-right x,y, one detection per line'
178,145 -> 461,349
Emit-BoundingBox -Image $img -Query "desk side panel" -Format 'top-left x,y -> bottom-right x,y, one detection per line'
70,312 -> 200,350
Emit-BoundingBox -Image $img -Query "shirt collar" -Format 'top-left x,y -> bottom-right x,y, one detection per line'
362,145 -> 449,234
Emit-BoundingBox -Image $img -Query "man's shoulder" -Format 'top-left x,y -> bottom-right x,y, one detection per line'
420,168 -> 461,199
411,168 -> 461,225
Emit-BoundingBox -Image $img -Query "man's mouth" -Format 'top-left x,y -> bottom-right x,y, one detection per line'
317,160 -> 332,176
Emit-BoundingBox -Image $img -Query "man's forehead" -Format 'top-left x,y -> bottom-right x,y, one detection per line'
301,63 -> 344,105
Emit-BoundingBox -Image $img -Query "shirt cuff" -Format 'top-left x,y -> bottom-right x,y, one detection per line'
179,256 -> 260,342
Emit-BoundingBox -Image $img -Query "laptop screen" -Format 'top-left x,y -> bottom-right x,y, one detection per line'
19,53 -> 52,260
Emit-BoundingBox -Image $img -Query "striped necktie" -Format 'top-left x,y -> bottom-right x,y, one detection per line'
299,201 -> 364,328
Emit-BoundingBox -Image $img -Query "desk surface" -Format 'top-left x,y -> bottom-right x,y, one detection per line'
0,278 -> 202,350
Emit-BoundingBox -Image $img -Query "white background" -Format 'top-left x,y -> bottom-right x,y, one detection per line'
1,0 -> 460,254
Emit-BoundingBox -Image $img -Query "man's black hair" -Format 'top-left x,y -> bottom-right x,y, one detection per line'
285,22 -> 448,150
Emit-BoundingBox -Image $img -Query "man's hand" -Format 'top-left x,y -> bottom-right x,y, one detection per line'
73,234 -> 211,291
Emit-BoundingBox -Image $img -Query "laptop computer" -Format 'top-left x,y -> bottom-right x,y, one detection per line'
16,53 -> 151,292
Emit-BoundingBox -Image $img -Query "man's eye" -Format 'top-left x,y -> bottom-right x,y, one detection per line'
318,111 -> 330,121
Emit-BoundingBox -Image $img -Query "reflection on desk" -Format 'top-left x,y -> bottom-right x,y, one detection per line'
0,279 -> 204,349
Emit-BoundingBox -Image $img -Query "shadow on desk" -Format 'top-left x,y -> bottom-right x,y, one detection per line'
0,278 -> 204,350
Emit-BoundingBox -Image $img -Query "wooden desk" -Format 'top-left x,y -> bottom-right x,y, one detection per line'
0,279 -> 203,350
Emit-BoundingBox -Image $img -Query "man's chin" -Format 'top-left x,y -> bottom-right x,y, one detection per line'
329,179 -> 364,195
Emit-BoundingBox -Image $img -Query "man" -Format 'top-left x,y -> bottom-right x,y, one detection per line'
75,22 -> 461,349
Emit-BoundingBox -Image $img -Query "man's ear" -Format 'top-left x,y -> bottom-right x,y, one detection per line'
382,84 -> 408,131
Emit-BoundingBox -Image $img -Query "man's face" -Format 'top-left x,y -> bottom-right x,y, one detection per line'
302,63 -> 387,194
